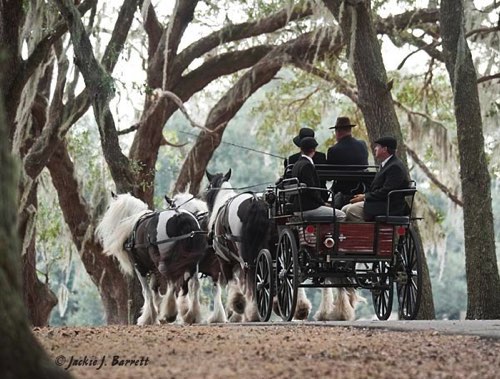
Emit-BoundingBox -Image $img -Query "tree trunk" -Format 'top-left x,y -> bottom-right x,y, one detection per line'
440,0 -> 500,319
0,81 -> 71,378
322,0 -> 435,318
20,182 -> 58,326
47,141 -> 143,324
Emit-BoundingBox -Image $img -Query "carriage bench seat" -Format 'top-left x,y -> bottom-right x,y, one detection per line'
299,213 -> 340,223
375,215 -> 410,225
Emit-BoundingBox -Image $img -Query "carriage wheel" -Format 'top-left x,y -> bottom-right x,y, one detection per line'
276,228 -> 299,322
371,261 -> 394,320
396,226 -> 423,320
255,249 -> 274,322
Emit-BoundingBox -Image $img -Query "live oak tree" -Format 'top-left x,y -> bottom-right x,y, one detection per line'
440,0 -> 500,319
0,78 -> 71,378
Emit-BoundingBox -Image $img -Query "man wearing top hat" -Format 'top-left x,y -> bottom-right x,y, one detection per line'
341,136 -> 410,222
291,136 -> 345,220
284,127 -> 327,169
326,116 -> 369,209
284,127 -> 328,201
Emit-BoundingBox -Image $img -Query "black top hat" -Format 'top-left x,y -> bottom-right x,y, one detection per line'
374,136 -> 397,150
300,136 -> 318,150
329,116 -> 356,129
293,127 -> 315,147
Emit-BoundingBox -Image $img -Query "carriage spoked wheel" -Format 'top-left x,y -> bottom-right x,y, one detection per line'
255,249 -> 274,322
396,226 -> 423,320
276,228 -> 299,322
371,261 -> 394,320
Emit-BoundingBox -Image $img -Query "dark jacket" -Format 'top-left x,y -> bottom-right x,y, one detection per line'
364,155 -> 410,219
285,151 -> 328,201
284,151 -> 327,169
290,156 -> 326,212
327,136 -> 369,195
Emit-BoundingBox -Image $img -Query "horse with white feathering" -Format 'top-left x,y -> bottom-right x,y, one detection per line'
95,192 -> 207,325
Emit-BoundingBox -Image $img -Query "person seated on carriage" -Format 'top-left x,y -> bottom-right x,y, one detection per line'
291,136 -> 346,220
283,127 -> 328,202
341,136 -> 410,222
326,116 -> 369,209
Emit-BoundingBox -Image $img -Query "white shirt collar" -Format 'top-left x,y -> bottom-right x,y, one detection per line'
381,155 -> 393,168
301,154 -> 314,165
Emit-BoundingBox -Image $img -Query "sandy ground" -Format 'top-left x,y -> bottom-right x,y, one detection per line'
33,324 -> 500,379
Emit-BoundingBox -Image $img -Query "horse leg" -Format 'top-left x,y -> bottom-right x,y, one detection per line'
314,286 -> 335,321
208,279 -> 227,323
182,275 -> 202,324
294,288 -> 312,320
332,288 -> 355,321
135,270 -> 159,325
227,276 -> 245,321
159,282 -> 178,323
347,287 -> 366,309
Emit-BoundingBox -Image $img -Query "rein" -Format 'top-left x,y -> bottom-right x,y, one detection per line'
151,230 -> 207,246
207,181 -> 274,192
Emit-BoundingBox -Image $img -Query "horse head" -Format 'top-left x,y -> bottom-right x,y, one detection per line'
205,169 -> 233,212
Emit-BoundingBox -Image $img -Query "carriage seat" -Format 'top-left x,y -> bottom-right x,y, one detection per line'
299,213 -> 340,223
375,185 -> 417,225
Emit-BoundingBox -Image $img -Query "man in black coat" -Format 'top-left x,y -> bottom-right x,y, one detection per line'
284,127 -> 327,201
341,136 -> 410,221
326,116 -> 369,208
291,137 -> 345,220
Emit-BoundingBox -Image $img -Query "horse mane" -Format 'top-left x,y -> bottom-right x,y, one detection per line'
207,180 -> 236,231
95,193 -> 151,275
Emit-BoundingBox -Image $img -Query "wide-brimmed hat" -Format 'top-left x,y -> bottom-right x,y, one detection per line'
374,136 -> 397,150
329,116 -> 356,129
293,127 -> 315,147
300,136 -> 318,150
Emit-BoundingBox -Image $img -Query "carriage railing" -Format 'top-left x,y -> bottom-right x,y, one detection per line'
375,180 -> 417,225
276,177 -> 333,219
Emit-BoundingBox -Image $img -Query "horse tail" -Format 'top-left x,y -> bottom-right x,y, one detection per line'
96,210 -> 150,276
241,197 -> 270,297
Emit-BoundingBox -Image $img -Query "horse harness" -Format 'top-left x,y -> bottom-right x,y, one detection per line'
211,193 -> 255,269
124,210 -> 206,277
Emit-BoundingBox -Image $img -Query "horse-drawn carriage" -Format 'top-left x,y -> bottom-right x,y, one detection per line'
255,164 -> 423,322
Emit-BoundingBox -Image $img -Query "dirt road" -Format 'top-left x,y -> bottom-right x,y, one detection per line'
34,324 -> 500,379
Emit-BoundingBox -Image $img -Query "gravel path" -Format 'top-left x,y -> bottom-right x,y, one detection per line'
34,324 -> 500,379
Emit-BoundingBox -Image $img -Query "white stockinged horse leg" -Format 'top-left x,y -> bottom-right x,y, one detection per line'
208,281 -> 227,323
135,270 -> 159,325
347,287 -> 366,309
294,287 -> 312,320
332,288 -> 355,321
226,276 -> 245,322
314,287 -> 335,321
182,275 -> 202,324
159,282 -> 178,323
243,285 -> 259,322
176,290 -> 189,320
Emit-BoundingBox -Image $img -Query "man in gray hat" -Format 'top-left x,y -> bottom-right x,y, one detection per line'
341,136 -> 409,221
326,116 -> 369,208
291,137 -> 345,220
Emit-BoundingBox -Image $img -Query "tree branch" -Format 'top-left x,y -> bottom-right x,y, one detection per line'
477,73 -> 500,84
405,145 -> 463,207
163,0 -> 198,87
171,2 -> 313,79
53,0 -> 134,192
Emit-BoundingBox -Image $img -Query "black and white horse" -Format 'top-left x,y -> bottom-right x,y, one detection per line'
203,169 -> 279,322
95,192 -> 207,325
